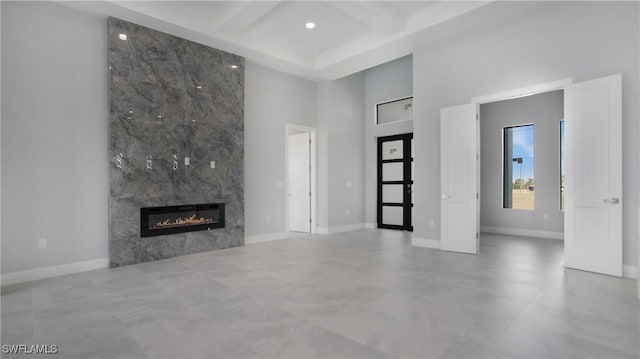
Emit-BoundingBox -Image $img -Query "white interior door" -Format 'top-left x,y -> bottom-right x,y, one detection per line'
288,132 -> 311,233
565,74 -> 622,277
440,104 -> 478,254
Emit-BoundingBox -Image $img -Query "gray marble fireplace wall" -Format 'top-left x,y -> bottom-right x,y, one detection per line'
108,18 -> 244,267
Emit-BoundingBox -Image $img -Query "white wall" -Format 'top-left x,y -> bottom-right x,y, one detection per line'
364,56 -> 413,226
480,90 -> 564,235
1,1 -> 109,274
413,1 -> 639,267
244,61 -> 317,237
317,73 -> 366,230
1,2 -> 320,276
5,1 -> 638,279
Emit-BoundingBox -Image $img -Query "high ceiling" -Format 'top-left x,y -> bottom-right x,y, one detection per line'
60,1 -> 492,80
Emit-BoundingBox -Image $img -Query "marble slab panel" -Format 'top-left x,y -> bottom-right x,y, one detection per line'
108,18 -> 244,267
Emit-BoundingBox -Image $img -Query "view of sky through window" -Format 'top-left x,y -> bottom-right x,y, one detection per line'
504,124 -> 534,210
510,125 -> 534,183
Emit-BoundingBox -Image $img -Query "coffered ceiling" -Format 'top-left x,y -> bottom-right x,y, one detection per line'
59,1 -> 492,80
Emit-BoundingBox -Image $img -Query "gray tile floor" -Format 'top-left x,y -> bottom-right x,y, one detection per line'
2,230 -> 639,358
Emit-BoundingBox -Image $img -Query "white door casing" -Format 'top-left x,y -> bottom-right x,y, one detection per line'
440,104 -> 479,254
564,74 -> 622,277
288,132 -> 311,233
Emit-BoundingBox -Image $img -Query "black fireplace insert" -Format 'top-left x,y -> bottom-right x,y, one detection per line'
140,203 -> 225,237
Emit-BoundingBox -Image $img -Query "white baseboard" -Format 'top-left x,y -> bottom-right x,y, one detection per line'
364,223 -> 376,229
623,265 -> 638,279
1,257 -> 109,287
481,226 -> 564,240
412,237 -> 440,249
317,223 -> 365,235
245,232 -> 290,245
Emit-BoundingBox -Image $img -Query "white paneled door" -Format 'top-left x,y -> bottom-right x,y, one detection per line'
440,104 -> 478,254
288,132 -> 311,233
564,74 -> 622,277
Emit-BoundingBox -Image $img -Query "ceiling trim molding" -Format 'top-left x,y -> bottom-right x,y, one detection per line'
56,0 -> 495,81
324,1 -> 405,35
218,1 -> 282,35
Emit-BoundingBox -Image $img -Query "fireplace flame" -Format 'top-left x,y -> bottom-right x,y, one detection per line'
154,214 -> 214,229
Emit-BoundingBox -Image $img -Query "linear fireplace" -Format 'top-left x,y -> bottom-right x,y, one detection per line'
140,203 -> 225,238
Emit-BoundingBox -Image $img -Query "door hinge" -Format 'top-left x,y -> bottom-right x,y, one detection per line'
309,218 -> 312,223
476,114 -> 479,120
476,232 -> 479,239
477,193 -> 479,199
309,192 -> 312,197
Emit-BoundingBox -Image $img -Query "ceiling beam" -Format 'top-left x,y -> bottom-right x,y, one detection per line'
217,1 -> 281,35
324,1 -> 405,35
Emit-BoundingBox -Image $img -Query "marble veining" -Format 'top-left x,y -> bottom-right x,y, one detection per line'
108,18 -> 244,267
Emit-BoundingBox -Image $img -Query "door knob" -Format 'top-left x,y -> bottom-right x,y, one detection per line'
603,198 -> 620,204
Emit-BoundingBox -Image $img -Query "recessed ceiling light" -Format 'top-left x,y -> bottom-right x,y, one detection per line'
196,85 -> 202,89
157,115 -> 163,119
305,22 -> 315,29
118,33 -> 127,40
231,65 -> 238,69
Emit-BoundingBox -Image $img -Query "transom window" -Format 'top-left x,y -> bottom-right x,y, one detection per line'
376,97 -> 413,125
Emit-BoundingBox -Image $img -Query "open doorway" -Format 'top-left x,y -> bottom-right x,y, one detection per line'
478,90 -> 565,242
285,124 -> 317,234
440,76 -> 623,277
477,90 -> 565,269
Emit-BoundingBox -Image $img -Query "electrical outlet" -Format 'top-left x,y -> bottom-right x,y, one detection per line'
543,213 -> 549,220
38,238 -> 47,249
